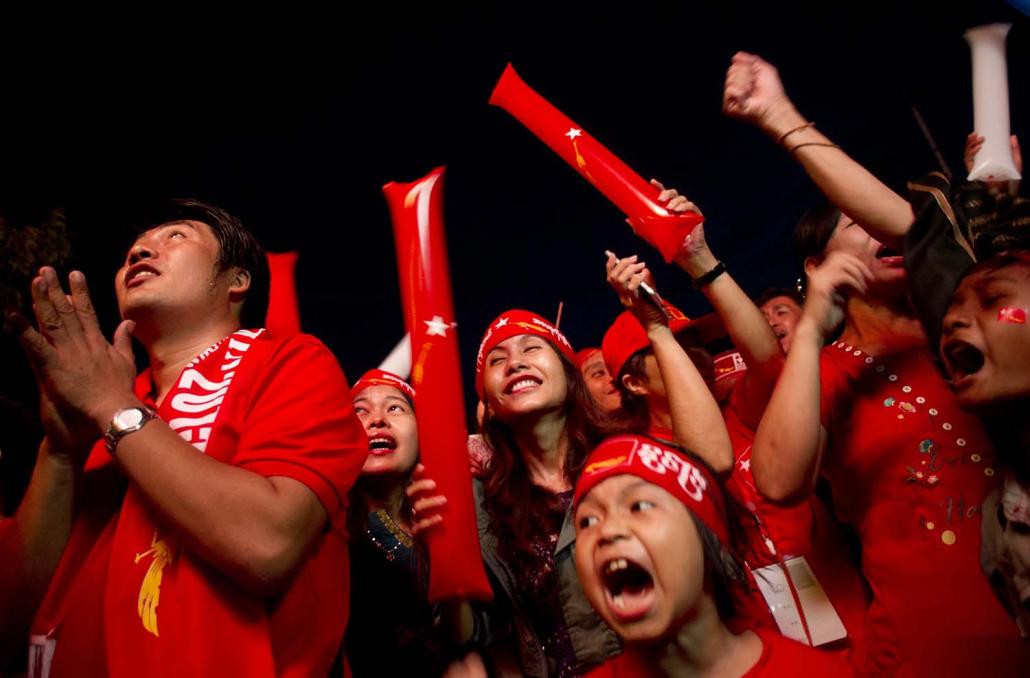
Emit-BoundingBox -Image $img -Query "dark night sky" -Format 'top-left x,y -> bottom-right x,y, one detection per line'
1,2 -> 1028,425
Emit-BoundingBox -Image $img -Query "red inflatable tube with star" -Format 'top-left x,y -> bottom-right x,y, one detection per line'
489,63 -> 702,262
383,166 -> 493,602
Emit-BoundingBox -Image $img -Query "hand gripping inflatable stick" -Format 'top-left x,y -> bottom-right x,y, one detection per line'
489,64 -> 702,262
383,167 -> 493,602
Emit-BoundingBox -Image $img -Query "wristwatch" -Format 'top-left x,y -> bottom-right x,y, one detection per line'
105,406 -> 158,454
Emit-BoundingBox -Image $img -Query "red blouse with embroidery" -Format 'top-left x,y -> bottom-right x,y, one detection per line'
818,340 -> 1026,673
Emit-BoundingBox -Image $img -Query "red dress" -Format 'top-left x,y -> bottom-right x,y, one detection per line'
819,340 -> 1027,674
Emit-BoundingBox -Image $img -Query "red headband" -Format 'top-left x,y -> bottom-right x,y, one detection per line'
574,435 -> 729,545
601,303 -> 697,380
475,309 -> 576,398
352,369 -> 416,401
575,347 -> 602,370
713,350 -> 747,383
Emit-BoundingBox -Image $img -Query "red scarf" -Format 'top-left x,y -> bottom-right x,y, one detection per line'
31,329 -> 285,677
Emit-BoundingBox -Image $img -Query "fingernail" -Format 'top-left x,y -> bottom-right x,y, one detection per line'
70,271 -> 84,284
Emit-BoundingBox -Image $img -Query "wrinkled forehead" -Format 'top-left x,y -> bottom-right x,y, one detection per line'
128,219 -> 214,247
761,296 -> 802,313
577,473 -> 689,520
577,474 -> 653,508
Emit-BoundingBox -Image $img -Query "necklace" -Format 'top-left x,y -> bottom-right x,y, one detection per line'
366,509 -> 414,561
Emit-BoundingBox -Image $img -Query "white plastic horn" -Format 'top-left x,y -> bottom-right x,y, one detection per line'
966,23 -> 1021,182
378,333 -> 412,378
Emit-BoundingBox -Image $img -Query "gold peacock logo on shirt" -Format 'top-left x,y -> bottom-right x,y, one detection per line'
134,531 -> 177,637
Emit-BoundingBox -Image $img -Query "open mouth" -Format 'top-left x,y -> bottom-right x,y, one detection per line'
367,435 -> 398,456
506,377 -> 542,395
601,557 -> 655,622
875,245 -> 904,266
943,340 -> 985,383
773,327 -> 787,339
126,263 -> 160,287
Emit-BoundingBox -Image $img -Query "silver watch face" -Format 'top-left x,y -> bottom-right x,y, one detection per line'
114,408 -> 145,430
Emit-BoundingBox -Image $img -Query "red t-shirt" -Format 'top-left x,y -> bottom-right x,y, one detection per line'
818,340 -> 1028,673
585,628 -> 851,677
721,387 -> 869,663
31,332 -> 366,677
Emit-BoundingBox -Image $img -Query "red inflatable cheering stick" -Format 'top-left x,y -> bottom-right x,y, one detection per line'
265,251 -> 301,337
489,63 -> 702,262
383,167 -> 493,602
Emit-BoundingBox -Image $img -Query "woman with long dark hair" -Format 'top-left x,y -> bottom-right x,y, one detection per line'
343,370 -> 458,677
410,308 -> 729,677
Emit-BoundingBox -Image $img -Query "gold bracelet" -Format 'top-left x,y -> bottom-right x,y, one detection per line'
776,121 -> 815,146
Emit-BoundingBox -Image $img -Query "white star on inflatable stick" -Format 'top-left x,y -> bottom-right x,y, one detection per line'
739,459 -> 751,472
424,315 -> 450,337
565,128 -> 582,139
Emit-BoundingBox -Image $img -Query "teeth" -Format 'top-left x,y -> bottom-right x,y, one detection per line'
613,595 -> 624,609
510,379 -> 538,393
605,558 -> 628,574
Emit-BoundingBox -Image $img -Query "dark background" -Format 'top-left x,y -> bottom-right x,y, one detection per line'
1,2 -> 1028,502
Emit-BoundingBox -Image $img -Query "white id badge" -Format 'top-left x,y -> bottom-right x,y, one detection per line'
28,631 -> 57,678
751,556 -> 848,646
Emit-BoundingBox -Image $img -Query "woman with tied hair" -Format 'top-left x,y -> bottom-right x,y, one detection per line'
409,308 -> 729,677
724,51 -> 1025,673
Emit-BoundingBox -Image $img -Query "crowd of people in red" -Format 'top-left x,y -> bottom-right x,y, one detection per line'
1,52 -> 1028,677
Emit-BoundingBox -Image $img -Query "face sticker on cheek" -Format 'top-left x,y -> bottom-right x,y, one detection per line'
997,307 -> 1028,325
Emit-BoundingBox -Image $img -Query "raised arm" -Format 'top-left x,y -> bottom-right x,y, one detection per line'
751,252 -> 873,502
606,253 -> 733,472
723,51 -> 913,250
653,180 -> 785,427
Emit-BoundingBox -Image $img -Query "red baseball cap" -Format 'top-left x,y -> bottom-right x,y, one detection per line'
475,309 -> 575,398
352,369 -> 416,402
600,302 -> 698,381
573,434 -> 729,545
